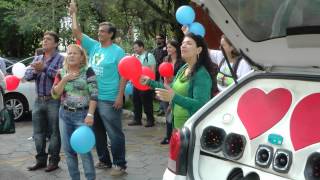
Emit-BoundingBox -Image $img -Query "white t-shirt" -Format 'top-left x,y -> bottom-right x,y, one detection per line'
209,50 -> 252,91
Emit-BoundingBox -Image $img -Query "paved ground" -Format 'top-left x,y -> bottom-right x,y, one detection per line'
0,111 -> 168,180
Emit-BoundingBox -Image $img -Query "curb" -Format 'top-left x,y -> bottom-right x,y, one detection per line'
123,109 -> 166,125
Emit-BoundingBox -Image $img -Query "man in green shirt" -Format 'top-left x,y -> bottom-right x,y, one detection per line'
69,1 -> 127,176
128,40 -> 156,127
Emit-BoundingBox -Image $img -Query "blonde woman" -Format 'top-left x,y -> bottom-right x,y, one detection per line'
52,44 -> 98,180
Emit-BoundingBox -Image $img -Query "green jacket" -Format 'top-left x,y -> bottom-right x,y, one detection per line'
147,64 -> 212,124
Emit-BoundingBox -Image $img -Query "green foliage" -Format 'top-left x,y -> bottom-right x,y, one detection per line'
1,0 -> 190,57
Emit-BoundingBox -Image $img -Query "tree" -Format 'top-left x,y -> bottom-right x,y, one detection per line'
0,0 -> 192,57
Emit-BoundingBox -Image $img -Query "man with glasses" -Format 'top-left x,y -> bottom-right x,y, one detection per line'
69,1 -> 127,177
152,34 -> 167,81
152,34 -> 167,116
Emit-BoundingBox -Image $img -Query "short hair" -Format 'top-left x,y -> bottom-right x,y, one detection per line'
44,31 -> 59,43
133,40 -> 144,48
99,22 -> 117,40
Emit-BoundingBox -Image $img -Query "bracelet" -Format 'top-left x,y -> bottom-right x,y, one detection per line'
87,113 -> 94,118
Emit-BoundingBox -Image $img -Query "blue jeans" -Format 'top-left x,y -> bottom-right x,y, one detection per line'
59,107 -> 95,180
94,100 -> 126,168
92,111 -> 112,166
32,98 -> 61,165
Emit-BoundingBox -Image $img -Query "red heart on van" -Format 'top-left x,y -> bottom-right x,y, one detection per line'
291,93 -> 320,151
237,88 -> 292,139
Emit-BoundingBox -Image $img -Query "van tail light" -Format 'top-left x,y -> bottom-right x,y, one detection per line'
167,127 -> 190,176
169,130 -> 181,161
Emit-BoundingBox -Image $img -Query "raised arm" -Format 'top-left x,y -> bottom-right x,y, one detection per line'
69,0 -> 82,41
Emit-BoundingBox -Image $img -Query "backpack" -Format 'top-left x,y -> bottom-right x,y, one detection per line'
0,107 -> 15,134
143,52 -> 149,64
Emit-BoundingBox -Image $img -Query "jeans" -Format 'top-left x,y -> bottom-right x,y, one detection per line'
132,87 -> 155,124
94,100 -> 126,168
92,111 -> 112,165
59,108 -> 95,180
32,98 -> 61,165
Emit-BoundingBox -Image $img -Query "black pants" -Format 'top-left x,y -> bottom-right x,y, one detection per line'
133,87 -> 155,124
163,102 -> 173,140
166,111 -> 173,140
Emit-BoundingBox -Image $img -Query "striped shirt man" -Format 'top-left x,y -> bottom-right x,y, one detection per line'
24,51 -> 64,96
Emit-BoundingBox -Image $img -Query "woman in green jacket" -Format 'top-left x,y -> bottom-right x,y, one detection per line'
141,33 -> 218,129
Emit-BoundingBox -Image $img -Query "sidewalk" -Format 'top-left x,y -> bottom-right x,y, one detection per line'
123,109 -> 166,125
0,111 -> 169,180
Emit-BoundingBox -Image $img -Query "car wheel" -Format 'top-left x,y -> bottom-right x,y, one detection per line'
4,93 -> 29,122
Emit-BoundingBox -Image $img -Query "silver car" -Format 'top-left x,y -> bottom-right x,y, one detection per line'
4,57 -> 35,121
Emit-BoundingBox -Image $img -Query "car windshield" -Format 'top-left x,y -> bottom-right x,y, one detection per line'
220,0 -> 320,41
5,56 -> 35,74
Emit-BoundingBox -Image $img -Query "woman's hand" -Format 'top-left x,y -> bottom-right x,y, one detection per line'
181,25 -> 189,35
155,85 -> 175,102
140,75 -> 150,85
84,116 -> 94,126
63,72 -> 79,82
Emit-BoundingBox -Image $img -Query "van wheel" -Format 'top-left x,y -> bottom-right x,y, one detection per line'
4,93 -> 29,122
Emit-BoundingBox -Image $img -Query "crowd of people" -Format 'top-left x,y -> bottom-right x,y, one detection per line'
21,1 -> 253,179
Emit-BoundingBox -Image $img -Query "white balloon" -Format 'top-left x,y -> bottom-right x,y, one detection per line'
12,62 -> 26,79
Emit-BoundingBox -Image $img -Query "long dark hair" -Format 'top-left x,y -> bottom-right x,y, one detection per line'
184,33 -> 218,80
167,39 -> 182,61
165,39 -> 185,75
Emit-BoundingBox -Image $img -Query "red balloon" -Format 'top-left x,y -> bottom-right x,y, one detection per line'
132,77 -> 149,91
142,66 -> 156,80
5,75 -> 20,91
118,56 -> 142,80
132,66 -> 155,91
159,62 -> 174,77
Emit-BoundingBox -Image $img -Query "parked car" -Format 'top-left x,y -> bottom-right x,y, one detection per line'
163,1 -> 320,180
3,57 -> 35,121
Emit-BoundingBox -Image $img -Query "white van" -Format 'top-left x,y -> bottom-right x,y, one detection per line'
163,0 -> 320,180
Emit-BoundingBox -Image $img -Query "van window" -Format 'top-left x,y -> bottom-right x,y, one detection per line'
220,0 -> 320,41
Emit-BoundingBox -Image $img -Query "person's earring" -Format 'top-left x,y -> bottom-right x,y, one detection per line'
197,53 -> 199,60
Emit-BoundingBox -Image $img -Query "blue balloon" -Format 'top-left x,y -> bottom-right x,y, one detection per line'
70,126 -> 95,154
176,5 -> 195,25
125,82 -> 133,96
188,22 -> 206,37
